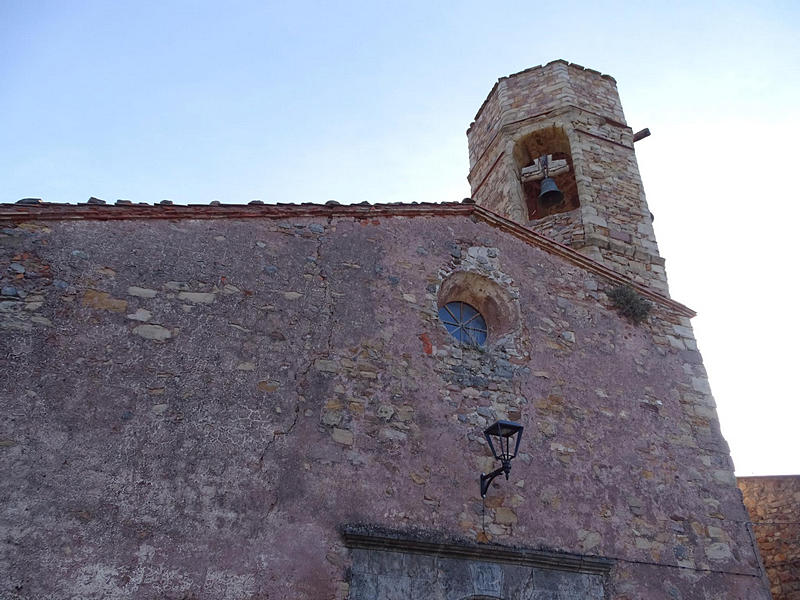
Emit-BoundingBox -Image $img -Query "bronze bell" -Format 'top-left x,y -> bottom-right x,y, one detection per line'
538,177 -> 563,206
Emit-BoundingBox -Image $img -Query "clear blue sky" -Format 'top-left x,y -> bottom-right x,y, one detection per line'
2,0 -> 799,474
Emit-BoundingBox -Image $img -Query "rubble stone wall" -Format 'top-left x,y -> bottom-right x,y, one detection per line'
0,211 -> 768,598
738,475 -> 800,599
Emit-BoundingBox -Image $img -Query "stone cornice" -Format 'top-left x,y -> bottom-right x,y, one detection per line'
341,525 -> 615,575
0,200 -> 471,222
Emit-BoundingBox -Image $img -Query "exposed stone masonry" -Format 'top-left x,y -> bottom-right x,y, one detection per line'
738,475 -> 800,599
467,60 -> 668,296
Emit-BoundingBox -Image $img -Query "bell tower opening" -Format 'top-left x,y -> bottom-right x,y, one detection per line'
512,127 -> 579,221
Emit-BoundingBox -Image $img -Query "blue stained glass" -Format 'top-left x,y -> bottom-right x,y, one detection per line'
443,321 -> 461,338
438,301 -> 488,346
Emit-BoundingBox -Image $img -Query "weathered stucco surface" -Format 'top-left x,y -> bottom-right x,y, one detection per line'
0,210 -> 769,598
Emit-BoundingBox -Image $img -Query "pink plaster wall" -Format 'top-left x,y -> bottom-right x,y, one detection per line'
0,212 -> 768,598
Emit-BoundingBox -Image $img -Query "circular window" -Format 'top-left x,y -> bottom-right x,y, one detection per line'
439,301 -> 487,346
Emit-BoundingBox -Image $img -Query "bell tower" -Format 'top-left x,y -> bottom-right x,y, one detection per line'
467,60 -> 668,295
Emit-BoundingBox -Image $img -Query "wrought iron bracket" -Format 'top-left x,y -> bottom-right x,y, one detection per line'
480,461 -> 511,498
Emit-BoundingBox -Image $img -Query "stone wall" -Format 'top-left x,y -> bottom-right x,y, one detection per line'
467,61 -> 624,167
738,475 -> 800,599
345,528 -> 612,599
0,205 -> 769,599
466,61 -> 668,296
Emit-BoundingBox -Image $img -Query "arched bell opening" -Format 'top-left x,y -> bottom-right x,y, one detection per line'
512,126 -> 580,220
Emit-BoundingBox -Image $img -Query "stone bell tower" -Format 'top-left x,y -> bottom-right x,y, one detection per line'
467,60 -> 668,295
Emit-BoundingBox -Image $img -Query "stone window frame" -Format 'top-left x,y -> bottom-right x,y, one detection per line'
437,271 -> 520,346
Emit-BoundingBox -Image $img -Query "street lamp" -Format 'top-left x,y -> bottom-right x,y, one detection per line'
480,420 -> 524,498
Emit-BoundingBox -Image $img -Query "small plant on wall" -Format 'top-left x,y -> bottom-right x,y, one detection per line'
608,285 -> 652,324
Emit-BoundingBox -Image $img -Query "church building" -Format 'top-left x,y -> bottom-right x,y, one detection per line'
0,60 -> 772,599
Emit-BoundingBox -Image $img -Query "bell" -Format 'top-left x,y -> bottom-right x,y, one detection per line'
538,177 -> 563,205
